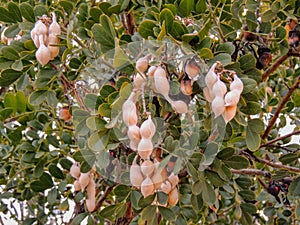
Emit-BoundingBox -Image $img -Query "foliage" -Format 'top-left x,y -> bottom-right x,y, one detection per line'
0,0 -> 300,225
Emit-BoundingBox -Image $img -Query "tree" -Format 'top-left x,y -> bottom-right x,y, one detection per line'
0,0 -> 300,224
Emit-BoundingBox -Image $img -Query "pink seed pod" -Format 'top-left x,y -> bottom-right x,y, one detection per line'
137,138 -> 153,160
168,173 -> 179,189
128,125 -> 141,142
154,66 -> 170,97
74,180 -> 81,191
212,77 -> 227,97
133,73 -> 146,89
168,187 -> 179,206
211,95 -> 225,118
141,176 -> 155,198
230,74 -> 243,94
130,156 -> 144,188
147,65 -> 157,77
86,197 -> 95,212
86,175 -> 96,199
205,62 -> 218,89
141,160 -> 155,177
47,34 -> 60,59
203,87 -> 215,102
49,12 -> 61,36
34,20 -> 48,36
78,172 -> 90,192
70,163 -> 81,179
170,100 -> 188,114
160,181 -> 172,194
140,115 -> 156,139
35,35 -> 51,66
122,99 -> 138,127
224,90 -> 240,106
222,105 -> 237,124
136,57 -> 149,74
185,58 -> 200,80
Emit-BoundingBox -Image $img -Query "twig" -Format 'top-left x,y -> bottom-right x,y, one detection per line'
264,144 -> 299,152
230,169 -> 271,178
257,177 -> 268,190
262,77 -> 300,139
261,130 -> 300,146
93,185 -> 115,213
207,0 -> 226,43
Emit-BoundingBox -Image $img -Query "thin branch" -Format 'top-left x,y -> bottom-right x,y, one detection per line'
262,53 -> 289,82
207,0 -> 226,43
93,185 -> 115,213
264,144 -> 300,153
257,177 -> 268,190
262,76 -> 300,139
230,169 -> 271,178
262,130 -> 300,146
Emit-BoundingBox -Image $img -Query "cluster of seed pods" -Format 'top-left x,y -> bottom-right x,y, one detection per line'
31,12 -> 61,66
204,62 -> 244,123
70,163 -> 96,212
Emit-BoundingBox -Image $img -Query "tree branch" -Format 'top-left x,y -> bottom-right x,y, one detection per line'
262,53 -> 289,82
262,130 -> 300,146
207,0 -> 226,43
262,76 -> 300,139
230,169 -> 271,178
92,184 -> 115,213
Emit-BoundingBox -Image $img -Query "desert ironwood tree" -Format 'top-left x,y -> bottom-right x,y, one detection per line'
0,0 -> 300,225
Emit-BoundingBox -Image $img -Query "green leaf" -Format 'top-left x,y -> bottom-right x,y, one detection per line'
141,205 -> 157,221
158,206 -> 175,221
240,202 -> 257,214
0,69 -> 22,86
240,101 -> 261,115
29,90 -> 48,105
239,54 -> 256,70
241,78 -> 257,93
86,116 -> 107,131
1,46 -> 19,60
20,3 -> 35,23
59,158 -> 73,170
279,153 -> 300,165
47,91 -> 58,107
202,180 -> 216,205
8,2 -> 22,22
159,8 -> 174,32
4,93 -> 17,113
4,24 -> 21,38
100,204 -> 118,217
224,156 -> 250,169
179,0 -> 195,17
217,147 -> 235,160
199,48 -> 214,59
98,103 -> 111,117
34,5 -> 48,17
91,15 -> 116,53
11,60 -> 23,71
47,188 -> 57,205
195,0 -> 207,13
48,164 -> 65,179
261,10 -> 275,23
22,218 -> 36,225
88,132 -> 109,152
205,170 -> 226,187
59,0 -> 74,15
137,20 -> 157,39
209,53 -> 232,66
0,7 -> 16,23
114,185 -> 131,202
89,7 -> 102,23
248,119 -> 264,133
30,172 -> 54,192
72,213 -> 89,225
217,42 -> 235,55
16,91 -> 27,113
246,129 -> 260,151
239,190 -> 256,201
113,45 -> 131,70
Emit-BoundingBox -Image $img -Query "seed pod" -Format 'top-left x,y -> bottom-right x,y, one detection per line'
211,95 -> 225,118
171,100 -> 188,114
168,173 -> 179,189
154,66 -> 170,97
74,180 -> 81,191
133,73 -> 146,89
86,197 -> 95,212
48,34 -> 60,59
151,168 -> 163,189
78,172 -> 90,192
137,138 -> 153,160
49,12 -> 61,36
222,105 -> 237,124
30,28 -> 40,48
130,156 -> 144,187
86,176 -> 96,199
129,139 -> 139,151
36,35 -> 51,66
161,167 -> 168,181
141,160 -> 155,177
147,66 -> 157,77
59,107 -> 72,122
224,90 -> 240,106
122,99 -> 138,127
160,181 -> 172,194
136,57 -> 149,73
230,74 -> 243,94
128,125 -> 141,142
34,20 -> 48,36
141,176 -> 155,198
185,58 -> 200,80
168,188 -> 179,206
205,62 -> 218,89
203,87 -> 214,102
212,77 -> 227,97
70,163 -> 80,179
140,115 -> 156,139
180,74 -> 193,95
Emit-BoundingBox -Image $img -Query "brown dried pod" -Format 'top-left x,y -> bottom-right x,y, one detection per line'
141,160 -> 155,177
205,62 -> 218,89
168,173 -> 179,189
137,138 -> 153,160
171,100 -> 188,114
180,74 -> 193,95
168,188 -> 179,206
224,90 -> 240,107
74,180 -> 81,192
185,58 -> 200,80
48,34 -> 60,59
154,66 -> 170,97
211,95 -> 225,118
59,107 -> 72,122
212,77 -> 227,97
141,176 -> 155,198
222,105 -> 237,124
140,115 -> 156,139
86,197 -> 96,212
70,163 -> 80,179
136,57 -> 149,73
160,181 -> 172,194
130,156 -> 144,187
78,172 -> 90,192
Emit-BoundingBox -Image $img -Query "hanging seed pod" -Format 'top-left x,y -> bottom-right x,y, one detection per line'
180,74 -> 193,95
212,77 -> 227,97
133,73 -> 146,89
86,176 -> 96,199
224,90 -> 240,106
161,167 -> 168,181
211,95 -> 225,118
141,176 -> 155,198
86,197 -> 96,212
230,74 -> 243,94
130,156 -> 144,187
49,12 -> 61,36
74,180 -> 81,191
160,181 -> 172,194
36,35 -> 51,66
147,65 -> 157,77
129,139 -> 140,151
137,138 -> 153,160
185,58 -> 200,80
168,188 -> 179,206
171,100 -> 188,114
203,87 -> 214,102
136,57 -> 149,73
34,20 -> 48,37
48,34 -> 60,59
122,99 -> 138,127
70,163 -> 81,179
141,160 -> 155,177
168,173 -> 179,189
151,168 -> 163,189
128,125 -> 141,142
222,105 -> 237,124
154,66 -> 170,97
78,172 -> 90,192
205,62 -> 218,89
30,28 -> 40,48
140,115 -> 156,139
